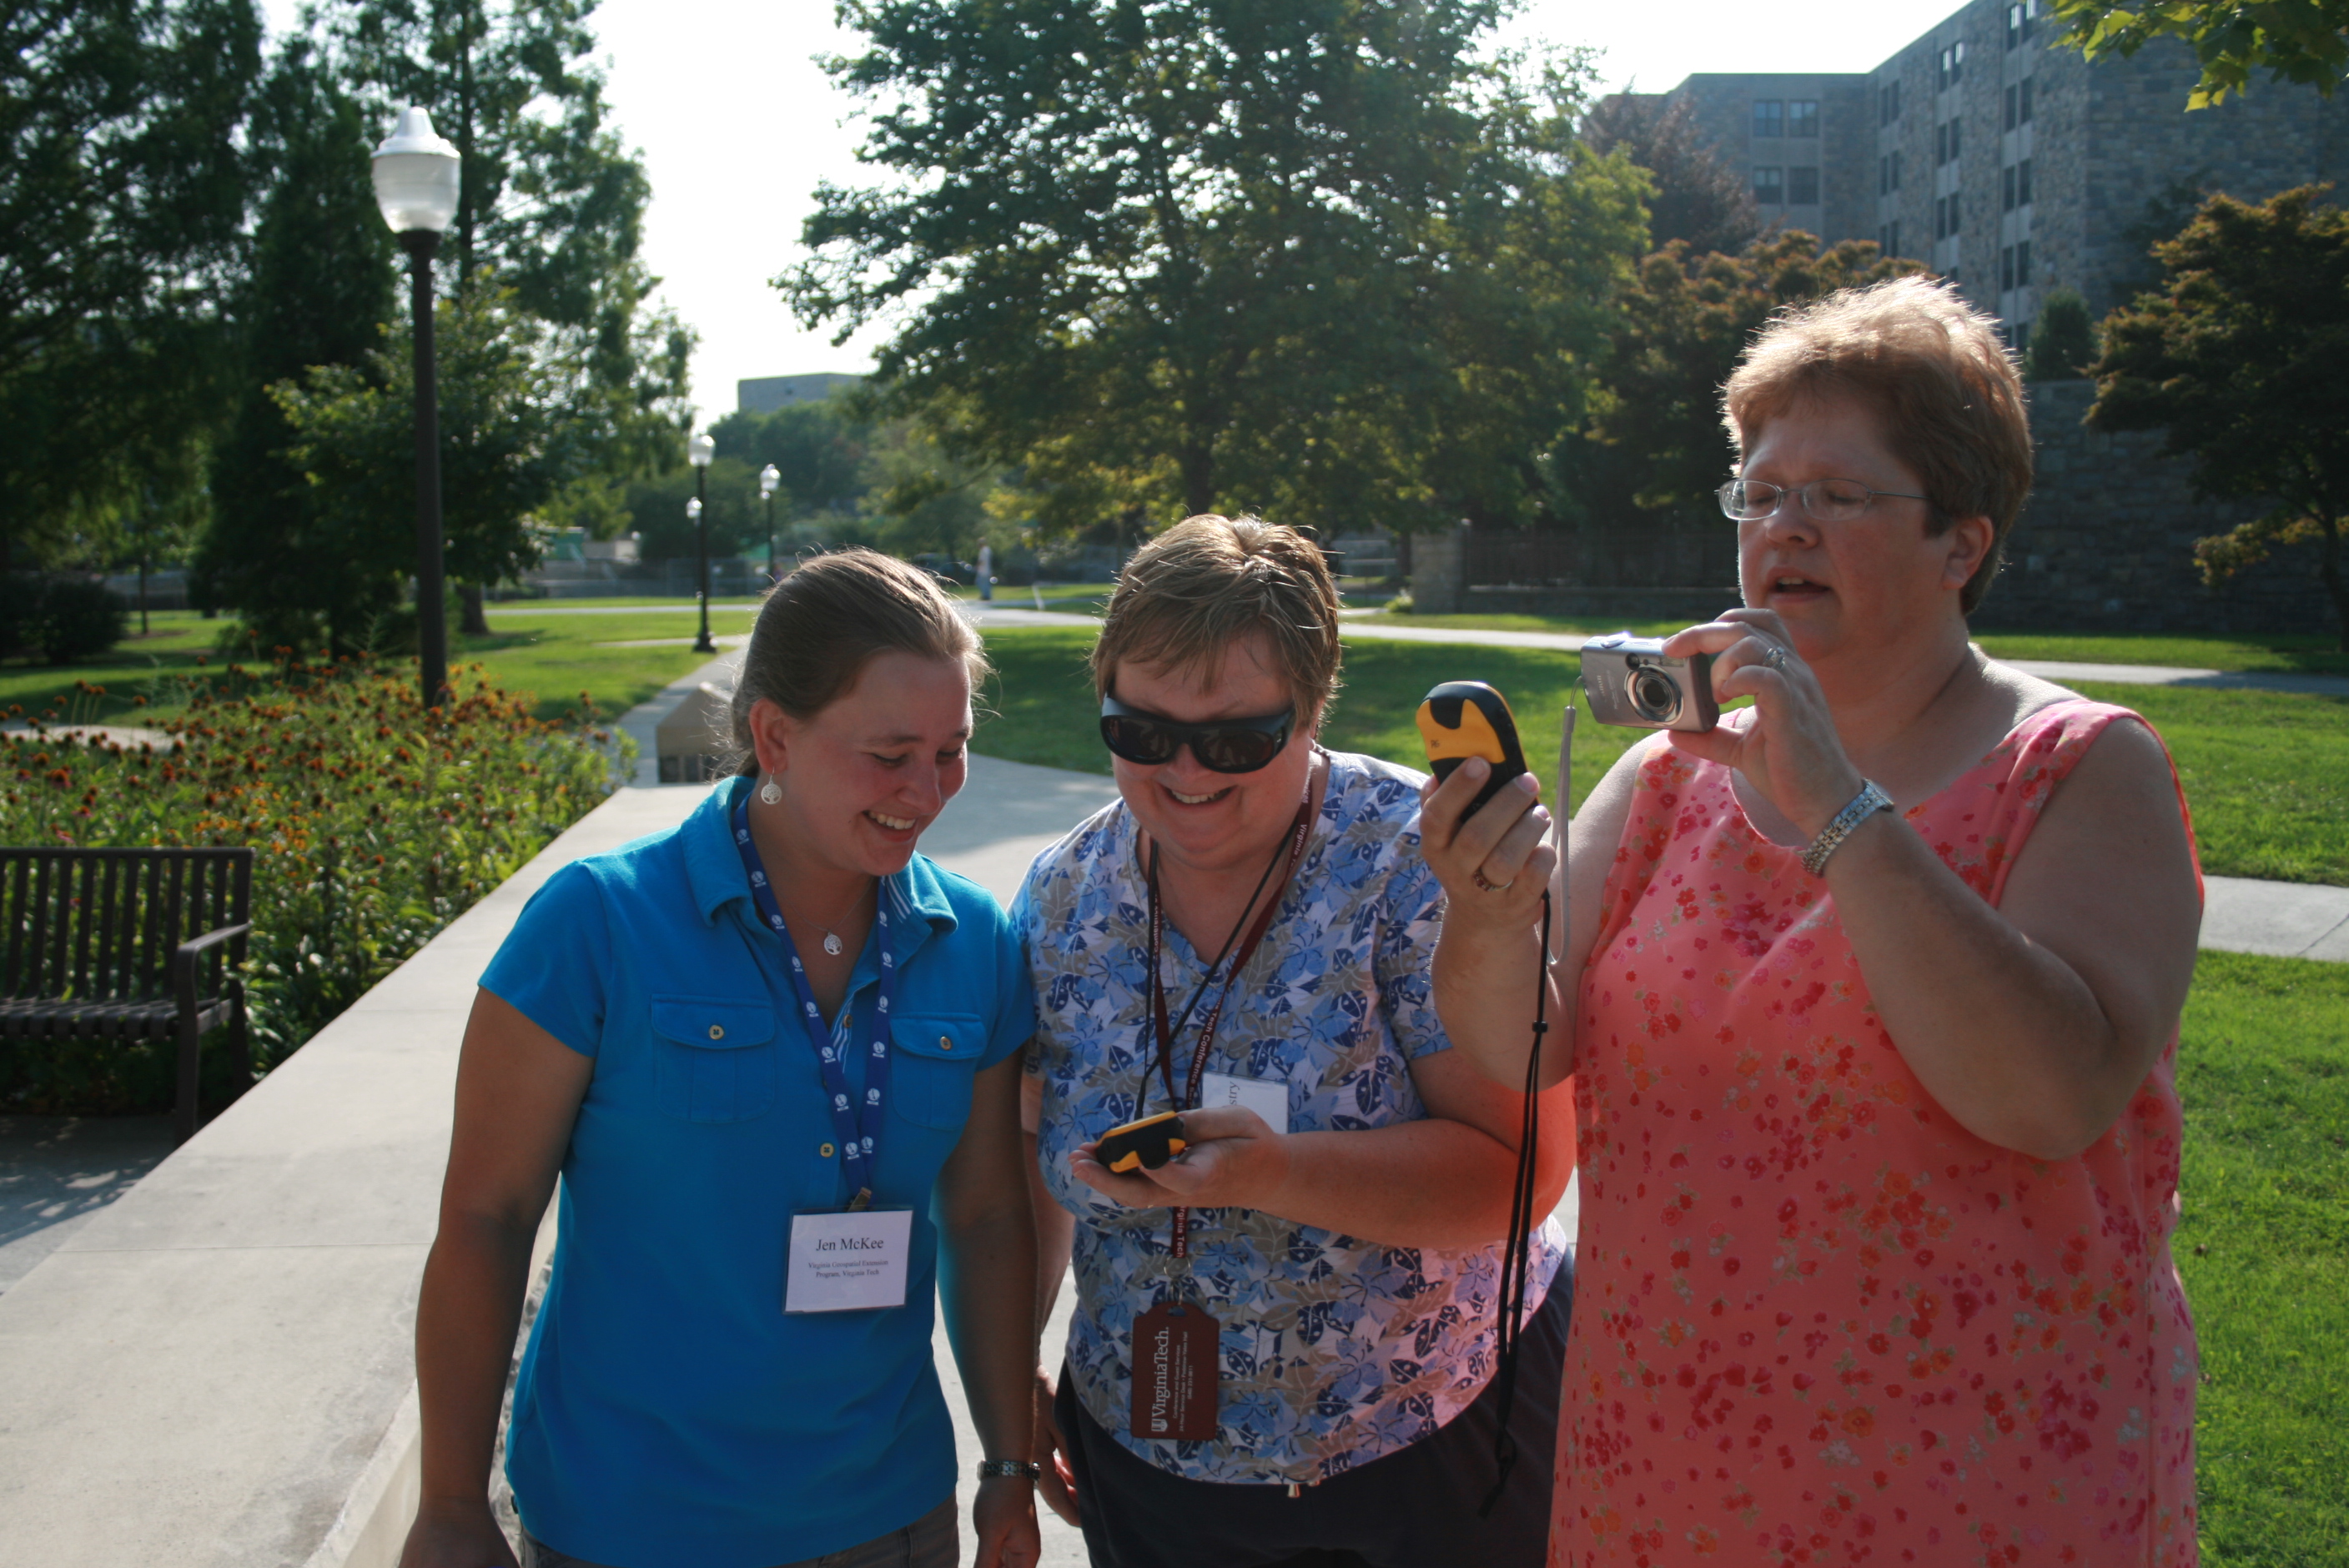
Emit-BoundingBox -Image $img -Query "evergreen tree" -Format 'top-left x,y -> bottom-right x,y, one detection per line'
2023,288 -> 2097,380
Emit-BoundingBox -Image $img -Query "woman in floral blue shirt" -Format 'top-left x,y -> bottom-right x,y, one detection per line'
1018,516 -> 1577,1567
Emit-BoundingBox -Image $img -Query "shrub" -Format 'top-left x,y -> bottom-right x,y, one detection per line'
2025,288 -> 2098,382
29,576 -> 128,664
0,658 -> 623,1113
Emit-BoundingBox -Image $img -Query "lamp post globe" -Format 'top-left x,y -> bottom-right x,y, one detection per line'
758,464 -> 781,587
688,432 -> 716,652
370,106 -> 461,711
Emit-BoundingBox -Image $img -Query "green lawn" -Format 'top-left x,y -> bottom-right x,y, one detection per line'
974,628 -> 2349,886
1374,607 -> 2349,676
2174,952 -> 2349,1566
1,605 -> 760,726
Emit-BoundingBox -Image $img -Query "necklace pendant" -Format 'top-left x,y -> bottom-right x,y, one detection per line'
822,932 -> 844,957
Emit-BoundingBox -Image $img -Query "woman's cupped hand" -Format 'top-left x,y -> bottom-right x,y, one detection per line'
1662,608 -> 1866,840
1069,1107 -> 1290,1211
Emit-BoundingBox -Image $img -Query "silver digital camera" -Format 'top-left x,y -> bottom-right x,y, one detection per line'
1579,632 -> 1720,732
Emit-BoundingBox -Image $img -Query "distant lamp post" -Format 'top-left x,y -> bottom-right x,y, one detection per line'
758,464 -> 782,587
370,106 -> 462,710
688,431 -> 716,651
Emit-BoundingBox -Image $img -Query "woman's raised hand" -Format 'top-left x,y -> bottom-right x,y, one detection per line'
1417,760 -> 1554,935
1662,608 -> 1866,839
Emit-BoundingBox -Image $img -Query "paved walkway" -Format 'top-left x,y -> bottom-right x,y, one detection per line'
960,605 -> 2349,695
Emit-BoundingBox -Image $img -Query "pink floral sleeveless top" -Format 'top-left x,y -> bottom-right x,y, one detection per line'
1552,699 -> 2200,1567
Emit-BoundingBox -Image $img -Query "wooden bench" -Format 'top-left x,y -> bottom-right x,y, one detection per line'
0,847 -> 254,1142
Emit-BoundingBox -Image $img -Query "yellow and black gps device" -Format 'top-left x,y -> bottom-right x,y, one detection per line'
1416,681 -> 1529,817
1096,1111 -> 1188,1173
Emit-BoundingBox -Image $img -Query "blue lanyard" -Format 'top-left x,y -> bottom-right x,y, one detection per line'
731,792 -> 900,1209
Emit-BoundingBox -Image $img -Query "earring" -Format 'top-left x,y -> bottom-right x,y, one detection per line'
758,777 -> 782,806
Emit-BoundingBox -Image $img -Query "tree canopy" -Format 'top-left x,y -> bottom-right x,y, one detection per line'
2049,0 -> 2349,107
786,0 -> 1647,538
1580,93 -> 1761,256
0,0 -> 264,569
2088,184 -> 2349,646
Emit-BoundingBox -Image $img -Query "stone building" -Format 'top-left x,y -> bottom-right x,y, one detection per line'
1644,0 -> 2349,341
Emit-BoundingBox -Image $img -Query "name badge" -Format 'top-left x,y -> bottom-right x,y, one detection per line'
1199,1071 -> 1290,1133
785,1208 -> 913,1313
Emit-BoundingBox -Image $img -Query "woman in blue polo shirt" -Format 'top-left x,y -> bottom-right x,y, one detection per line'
399,550 -> 1042,1568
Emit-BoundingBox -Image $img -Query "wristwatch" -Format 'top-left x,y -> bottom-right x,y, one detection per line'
976,1459 -> 1043,1481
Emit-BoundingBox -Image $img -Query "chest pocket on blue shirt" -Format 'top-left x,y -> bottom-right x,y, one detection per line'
890,1014 -> 985,1129
651,997 -> 780,1122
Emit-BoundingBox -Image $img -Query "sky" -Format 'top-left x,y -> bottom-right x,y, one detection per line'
274,0 -> 1965,428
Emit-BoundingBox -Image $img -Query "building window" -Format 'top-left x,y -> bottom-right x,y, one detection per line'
1936,118 -> 1962,166
1879,78 -> 1903,125
2003,164 -> 2017,211
2005,78 -> 2039,129
2017,239 -> 2033,284
1788,166 -> 1820,204
1754,166 -> 1784,204
1789,99 -> 1819,138
1883,220 -> 1901,256
2019,156 -> 2033,204
2005,0 -> 2037,49
1938,40 -> 1966,89
1937,192 -> 1964,239
1894,149 -> 1904,189
1754,100 -> 1784,138
2002,244 -> 2016,290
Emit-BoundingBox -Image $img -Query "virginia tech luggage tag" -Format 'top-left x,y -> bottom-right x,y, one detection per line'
1130,1298 -> 1220,1442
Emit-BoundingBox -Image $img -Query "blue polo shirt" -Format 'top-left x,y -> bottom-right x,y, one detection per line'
480,777 -> 1032,1568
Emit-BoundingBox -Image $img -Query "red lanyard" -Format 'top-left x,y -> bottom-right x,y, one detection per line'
1143,790 -> 1314,1259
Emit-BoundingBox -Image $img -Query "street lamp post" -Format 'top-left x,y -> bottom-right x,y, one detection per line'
758,464 -> 781,588
370,107 -> 462,711
689,431 -> 716,652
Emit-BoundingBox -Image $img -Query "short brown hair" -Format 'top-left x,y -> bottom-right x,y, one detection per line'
728,547 -> 986,773
1089,516 -> 1341,717
1723,274 -> 2032,614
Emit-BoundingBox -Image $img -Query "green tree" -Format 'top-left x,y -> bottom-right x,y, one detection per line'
315,0 -> 694,624
786,1 -> 1645,540
2048,0 -> 2349,107
1581,92 -> 1761,255
1582,231 -> 1923,523
194,42 -> 400,645
2023,286 -> 2098,379
269,285 -> 604,650
2088,185 -> 2349,646
0,0 -> 265,570
709,400 -> 878,520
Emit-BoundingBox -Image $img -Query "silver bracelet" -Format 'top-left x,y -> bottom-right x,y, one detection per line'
976,1459 -> 1041,1481
1800,781 -> 1895,876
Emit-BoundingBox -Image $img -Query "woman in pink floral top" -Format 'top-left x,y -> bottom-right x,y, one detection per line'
1422,277 -> 2204,1565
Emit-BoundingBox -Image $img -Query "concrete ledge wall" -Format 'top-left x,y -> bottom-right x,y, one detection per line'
0,787 -> 710,1568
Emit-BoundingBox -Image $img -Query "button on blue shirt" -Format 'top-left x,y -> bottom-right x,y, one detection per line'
480,777 -> 1033,1568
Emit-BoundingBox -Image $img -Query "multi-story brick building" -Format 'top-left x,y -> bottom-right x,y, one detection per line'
1647,0 -> 2349,343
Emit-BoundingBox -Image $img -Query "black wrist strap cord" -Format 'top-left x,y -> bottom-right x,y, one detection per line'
1480,705 -> 1573,1517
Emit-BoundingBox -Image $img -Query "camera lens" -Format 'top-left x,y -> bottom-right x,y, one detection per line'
1627,666 -> 1682,724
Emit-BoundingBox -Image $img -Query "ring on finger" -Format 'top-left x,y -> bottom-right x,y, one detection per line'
1763,642 -> 1790,672
1471,868 -> 1515,893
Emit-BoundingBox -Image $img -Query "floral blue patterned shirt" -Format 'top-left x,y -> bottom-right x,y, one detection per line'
1017,750 -> 1566,1484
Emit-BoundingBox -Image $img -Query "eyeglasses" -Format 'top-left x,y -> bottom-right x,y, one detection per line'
1099,696 -> 1295,773
1718,477 -> 1930,523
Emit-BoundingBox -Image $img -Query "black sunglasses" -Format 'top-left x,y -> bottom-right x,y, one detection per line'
1099,696 -> 1295,773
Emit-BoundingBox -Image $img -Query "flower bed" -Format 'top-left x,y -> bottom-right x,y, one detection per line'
1,658 -> 621,1114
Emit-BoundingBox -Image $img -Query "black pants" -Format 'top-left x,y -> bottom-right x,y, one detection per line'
1055,1261 -> 1571,1568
